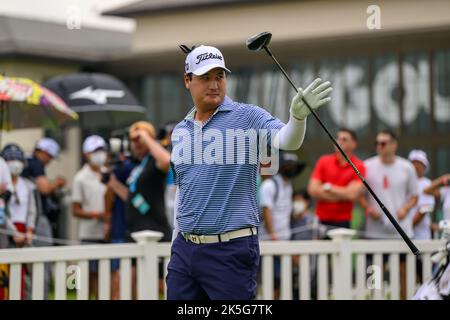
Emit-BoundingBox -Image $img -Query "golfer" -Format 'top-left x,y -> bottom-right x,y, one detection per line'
166,45 -> 332,300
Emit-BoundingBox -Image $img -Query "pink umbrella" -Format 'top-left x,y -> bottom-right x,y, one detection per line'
0,75 -> 78,146
0,75 -> 78,131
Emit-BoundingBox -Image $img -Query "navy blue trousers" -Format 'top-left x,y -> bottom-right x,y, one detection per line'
166,233 -> 260,300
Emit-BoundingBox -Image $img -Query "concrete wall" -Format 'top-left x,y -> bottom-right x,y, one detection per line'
0,58 -> 78,82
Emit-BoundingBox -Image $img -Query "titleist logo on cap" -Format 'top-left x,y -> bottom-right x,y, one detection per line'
195,52 -> 223,64
184,45 -> 230,75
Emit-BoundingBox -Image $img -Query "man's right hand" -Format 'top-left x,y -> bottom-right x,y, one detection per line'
290,78 -> 333,120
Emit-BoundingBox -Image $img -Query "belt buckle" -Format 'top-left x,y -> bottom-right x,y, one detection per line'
189,234 -> 200,244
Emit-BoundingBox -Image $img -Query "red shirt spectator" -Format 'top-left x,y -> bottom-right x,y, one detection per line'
308,128 -> 365,229
311,153 -> 365,222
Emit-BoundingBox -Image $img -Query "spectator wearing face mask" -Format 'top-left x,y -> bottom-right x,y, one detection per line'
259,151 -> 304,300
71,135 -> 109,299
291,190 -> 316,241
1,144 -> 38,300
259,152 -> 305,241
1,144 -> 37,248
290,190 -> 318,300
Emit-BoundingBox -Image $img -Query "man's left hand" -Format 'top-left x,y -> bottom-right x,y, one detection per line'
290,78 -> 333,120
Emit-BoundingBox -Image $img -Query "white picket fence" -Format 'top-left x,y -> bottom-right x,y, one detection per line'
0,229 -> 444,300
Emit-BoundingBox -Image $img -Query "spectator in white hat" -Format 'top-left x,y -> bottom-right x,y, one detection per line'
21,137 -> 66,299
408,149 -> 437,285
35,137 -> 60,160
1,144 -> 39,300
71,135 -> 109,299
22,137 -> 66,242
408,150 -> 435,241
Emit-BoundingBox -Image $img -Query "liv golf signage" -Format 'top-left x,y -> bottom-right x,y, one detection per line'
232,57 -> 450,130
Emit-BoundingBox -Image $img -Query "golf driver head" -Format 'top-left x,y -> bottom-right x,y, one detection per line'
246,31 -> 272,51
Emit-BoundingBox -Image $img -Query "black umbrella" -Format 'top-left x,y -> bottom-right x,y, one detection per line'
43,73 -> 145,129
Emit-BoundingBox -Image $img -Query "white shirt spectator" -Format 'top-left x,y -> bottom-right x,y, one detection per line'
9,176 -> 37,230
412,177 -> 435,240
72,164 -> 106,240
259,174 -> 293,240
364,156 -> 419,239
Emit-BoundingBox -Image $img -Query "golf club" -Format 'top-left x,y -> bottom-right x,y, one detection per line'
246,31 -> 420,256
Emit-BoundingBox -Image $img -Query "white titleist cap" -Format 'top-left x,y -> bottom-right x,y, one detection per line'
185,45 -> 231,76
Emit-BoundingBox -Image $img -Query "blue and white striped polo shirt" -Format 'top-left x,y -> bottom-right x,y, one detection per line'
171,96 -> 284,234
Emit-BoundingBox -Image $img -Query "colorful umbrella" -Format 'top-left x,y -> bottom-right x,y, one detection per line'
0,75 -> 78,131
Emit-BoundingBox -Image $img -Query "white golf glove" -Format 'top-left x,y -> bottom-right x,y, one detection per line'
290,78 -> 333,120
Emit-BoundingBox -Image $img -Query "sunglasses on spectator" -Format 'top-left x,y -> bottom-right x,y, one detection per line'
375,140 -> 390,147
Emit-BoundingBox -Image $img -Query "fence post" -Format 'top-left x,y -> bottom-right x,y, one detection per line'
328,228 -> 356,300
131,230 -> 163,300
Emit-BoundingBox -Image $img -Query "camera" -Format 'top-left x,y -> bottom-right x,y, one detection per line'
100,127 -> 138,185
101,171 -> 111,185
109,127 -> 131,162
0,190 -> 11,202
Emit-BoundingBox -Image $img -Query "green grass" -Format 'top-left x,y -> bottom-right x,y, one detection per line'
47,278 -> 79,300
48,289 -> 77,300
